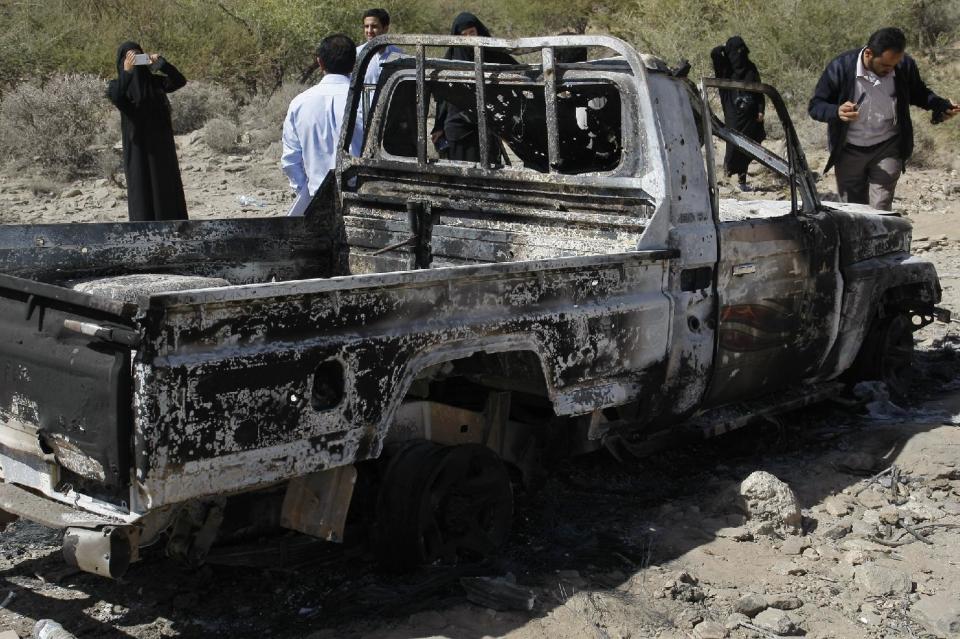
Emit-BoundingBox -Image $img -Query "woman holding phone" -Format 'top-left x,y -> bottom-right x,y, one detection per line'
107,41 -> 189,221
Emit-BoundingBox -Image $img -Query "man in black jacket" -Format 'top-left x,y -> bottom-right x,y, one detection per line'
808,27 -> 957,210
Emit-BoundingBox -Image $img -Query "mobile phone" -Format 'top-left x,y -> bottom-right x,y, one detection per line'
133,53 -> 152,66
854,93 -> 867,110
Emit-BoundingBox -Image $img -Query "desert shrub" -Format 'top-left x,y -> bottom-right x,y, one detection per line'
241,82 -> 304,130
909,125 -> 939,168
202,117 -> 241,153
248,128 -> 280,150
25,177 -> 62,197
169,81 -> 236,134
241,82 -> 304,149
0,74 -> 110,178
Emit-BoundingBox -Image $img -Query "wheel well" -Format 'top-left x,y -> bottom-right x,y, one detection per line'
407,350 -> 552,412
878,282 -> 937,330
386,350 -> 575,484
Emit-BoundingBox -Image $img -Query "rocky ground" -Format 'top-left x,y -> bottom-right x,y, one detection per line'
0,135 -> 959,638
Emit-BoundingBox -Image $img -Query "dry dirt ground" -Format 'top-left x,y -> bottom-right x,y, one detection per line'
0,137 -> 959,639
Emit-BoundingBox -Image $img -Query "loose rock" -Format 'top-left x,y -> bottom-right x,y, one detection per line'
734,593 -> 768,617
693,620 -> 727,639
753,608 -> 798,635
913,592 -> 960,636
767,595 -> 803,611
824,495 -> 853,517
821,523 -> 852,540
779,536 -> 809,556
855,564 -> 913,596
878,505 -> 900,525
666,571 -> 705,603
739,471 -> 802,535
725,613 -> 751,631
673,608 -> 703,630
857,490 -> 888,509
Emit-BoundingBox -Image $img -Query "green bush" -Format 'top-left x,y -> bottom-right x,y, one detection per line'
0,0 -> 955,166
0,74 -> 110,178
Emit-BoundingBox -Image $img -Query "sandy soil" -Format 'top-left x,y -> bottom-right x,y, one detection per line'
0,137 -> 959,639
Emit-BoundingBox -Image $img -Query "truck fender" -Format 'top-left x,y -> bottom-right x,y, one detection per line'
819,254 -> 939,380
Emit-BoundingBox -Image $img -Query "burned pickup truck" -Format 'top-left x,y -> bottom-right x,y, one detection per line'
0,35 -> 943,577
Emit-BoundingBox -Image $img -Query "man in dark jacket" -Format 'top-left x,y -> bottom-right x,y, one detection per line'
808,27 -> 957,210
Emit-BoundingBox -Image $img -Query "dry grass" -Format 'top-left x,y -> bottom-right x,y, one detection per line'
0,74 -> 110,179
169,81 -> 237,135
202,117 -> 241,153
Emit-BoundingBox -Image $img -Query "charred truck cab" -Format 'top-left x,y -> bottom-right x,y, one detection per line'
0,36 -> 942,577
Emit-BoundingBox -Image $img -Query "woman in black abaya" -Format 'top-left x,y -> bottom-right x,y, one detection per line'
107,41 -> 189,221
430,12 -> 515,163
710,36 -> 766,191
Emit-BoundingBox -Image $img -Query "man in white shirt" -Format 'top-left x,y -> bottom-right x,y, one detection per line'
282,34 -> 364,216
356,8 -> 402,89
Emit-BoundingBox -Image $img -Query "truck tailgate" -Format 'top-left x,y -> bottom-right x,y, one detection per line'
0,274 -> 137,497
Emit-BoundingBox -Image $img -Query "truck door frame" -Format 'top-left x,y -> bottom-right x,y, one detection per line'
697,79 -> 841,407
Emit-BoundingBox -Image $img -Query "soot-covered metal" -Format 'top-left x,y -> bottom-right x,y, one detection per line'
0,35 -> 943,579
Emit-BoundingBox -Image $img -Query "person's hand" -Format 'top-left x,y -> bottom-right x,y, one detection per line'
123,50 -> 136,72
431,130 -> 445,145
943,100 -> 960,121
149,53 -> 160,64
838,101 -> 859,122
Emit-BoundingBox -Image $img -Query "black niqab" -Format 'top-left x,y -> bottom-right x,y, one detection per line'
107,41 -> 188,221
432,12 -> 516,162
445,12 -> 515,64
723,36 -> 752,81
115,41 -> 160,108
709,35 -> 766,176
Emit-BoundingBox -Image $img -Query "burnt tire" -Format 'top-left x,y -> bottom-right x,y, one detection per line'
373,440 -> 513,572
847,313 -> 915,401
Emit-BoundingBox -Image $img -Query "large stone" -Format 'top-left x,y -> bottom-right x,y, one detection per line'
693,620 -> 728,639
734,593 -> 768,617
753,608 -> 798,636
739,471 -> 802,535
855,564 -> 913,596
913,593 -> 960,636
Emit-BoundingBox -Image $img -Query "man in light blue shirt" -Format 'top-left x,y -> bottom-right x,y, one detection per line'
282,34 -> 364,216
356,8 -> 402,88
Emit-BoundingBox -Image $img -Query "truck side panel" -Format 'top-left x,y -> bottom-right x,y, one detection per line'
0,277 -> 133,500
132,252 -> 674,508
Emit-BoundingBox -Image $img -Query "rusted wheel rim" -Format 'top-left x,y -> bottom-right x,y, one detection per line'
416,444 -> 513,565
